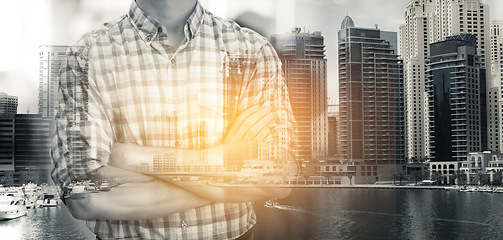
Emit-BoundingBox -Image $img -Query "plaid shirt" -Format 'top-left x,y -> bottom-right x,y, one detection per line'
51,1 -> 294,239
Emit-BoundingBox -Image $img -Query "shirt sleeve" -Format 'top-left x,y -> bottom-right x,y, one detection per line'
51,43 -> 115,191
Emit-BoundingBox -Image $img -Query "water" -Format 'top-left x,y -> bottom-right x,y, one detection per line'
2,189 -> 503,239
0,205 -> 95,240
254,188 -> 503,240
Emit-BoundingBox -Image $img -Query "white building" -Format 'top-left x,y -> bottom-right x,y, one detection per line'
459,151 -> 503,184
39,45 -> 69,118
0,92 -> 18,114
490,20 -> 503,152
400,0 -> 491,162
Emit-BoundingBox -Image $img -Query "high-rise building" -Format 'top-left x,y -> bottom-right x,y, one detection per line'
426,34 -> 483,162
400,0 -> 491,162
490,20 -> 503,152
338,16 -> 403,165
0,114 -> 15,172
270,28 -> 328,162
487,85 -> 499,151
14,114 -> 52,184
400,0 -> 436,161
0,113 -> 52,185
397,60 -> 407,162
0,92 -> 18,114
39,45 -> 69,118
48,45 -> 89,181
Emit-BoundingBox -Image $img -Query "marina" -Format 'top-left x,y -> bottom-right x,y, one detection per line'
1,186 -> 503,239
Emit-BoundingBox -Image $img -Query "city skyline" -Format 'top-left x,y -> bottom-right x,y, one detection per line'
3,1 -> 503,239
2,0 -> 503,114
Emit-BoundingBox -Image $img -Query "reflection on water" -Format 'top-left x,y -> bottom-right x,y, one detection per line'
254,188 -> 503,240
0,205 -> 95,240
1,189 -> 503,239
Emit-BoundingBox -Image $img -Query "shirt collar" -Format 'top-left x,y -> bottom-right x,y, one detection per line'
128,0 -> 205,44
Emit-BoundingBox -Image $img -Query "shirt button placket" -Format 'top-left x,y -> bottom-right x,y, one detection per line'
181,221 -> 188,230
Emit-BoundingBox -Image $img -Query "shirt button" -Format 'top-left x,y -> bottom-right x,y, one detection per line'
173,98 -> 179,104
146,36 -> 152,41
181,221 -> 188,230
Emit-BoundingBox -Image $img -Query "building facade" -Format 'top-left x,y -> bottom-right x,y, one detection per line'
400,0 -> 491,162
39,45 -> 69,118
487,86 -> 500,151
0,114 -> 15,172
338,16 -> 403,166
14,114 -> 52,184
490,20 -> 503,152
0,92 -> 18,114
426,34 -> 483,162
270,28 -> 328,162
0,114 -> 52,185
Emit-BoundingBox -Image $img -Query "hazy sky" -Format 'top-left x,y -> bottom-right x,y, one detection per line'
1,0 -> 502,113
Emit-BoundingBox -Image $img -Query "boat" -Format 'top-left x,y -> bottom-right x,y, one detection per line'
265,198 -> 280,208
22,183 -> 40,209
0,189 -> 27,220
479,186 -> 493,193
444,186 -> 458,191
38,194 -> 59,207
25,198 -> 36,209
99,181 -> 111,191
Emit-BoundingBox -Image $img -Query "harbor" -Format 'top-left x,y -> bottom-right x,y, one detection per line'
2,182 -> 503,239
0,183 -> 60,221
1,187 -> 503,239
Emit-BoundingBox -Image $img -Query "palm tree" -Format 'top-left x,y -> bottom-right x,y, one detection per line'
473,171 -> 484,186
431,171 -> 442,185
452,169 -> 462,185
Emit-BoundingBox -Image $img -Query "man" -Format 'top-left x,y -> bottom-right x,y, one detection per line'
51,0 -> 295,239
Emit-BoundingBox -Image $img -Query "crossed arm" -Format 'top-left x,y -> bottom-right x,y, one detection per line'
65,105 -> 294,220
58,42 -> 295,221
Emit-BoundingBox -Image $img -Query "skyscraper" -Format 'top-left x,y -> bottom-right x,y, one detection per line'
14,114 -> 52,184
270,28 -> 328,162
426,34 -> 482,162
400,0 -> 490,161
0,93 -> 17,174
338,16 -> 403,165
39,45 -> 69,118
0,113 -> 52,184
400,0 -> 436,161
490,20 -> 503,152
0,92 -> 18,114
0,114 -> 15,172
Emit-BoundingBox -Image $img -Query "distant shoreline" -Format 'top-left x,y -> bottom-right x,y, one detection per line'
279,184 -> 446,190
207,183 -> 448,190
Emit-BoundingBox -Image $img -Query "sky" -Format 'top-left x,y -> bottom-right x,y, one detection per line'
1,0 -> 503,113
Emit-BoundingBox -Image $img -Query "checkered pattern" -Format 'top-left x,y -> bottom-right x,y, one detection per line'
51,1 -> 294,239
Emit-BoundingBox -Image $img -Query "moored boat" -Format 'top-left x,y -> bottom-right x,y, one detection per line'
0,189 -> 27,220
39,194 -> 59,207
